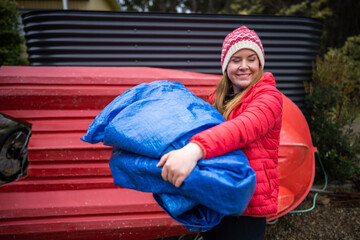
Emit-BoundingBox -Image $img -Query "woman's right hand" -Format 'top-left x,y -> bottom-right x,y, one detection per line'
157,143 -> 203,188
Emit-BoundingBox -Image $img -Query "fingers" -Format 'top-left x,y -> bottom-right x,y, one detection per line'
164,168 -> 185,188
158,149 -> 191,188
174,176 -> 185,188
157,152 -> 169,167
159,159 -> 185,188
161,163 -> 169,182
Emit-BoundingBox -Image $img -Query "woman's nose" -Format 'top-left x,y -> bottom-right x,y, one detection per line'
239,61 -> 248,70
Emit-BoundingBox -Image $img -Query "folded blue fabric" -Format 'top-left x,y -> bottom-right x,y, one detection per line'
81,80 -> 256,231
81,80 -> 223,158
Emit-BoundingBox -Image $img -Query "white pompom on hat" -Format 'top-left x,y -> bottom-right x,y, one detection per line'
221,26 -> 265,73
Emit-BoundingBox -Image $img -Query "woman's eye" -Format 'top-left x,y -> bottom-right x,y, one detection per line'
249,58 -> 256,62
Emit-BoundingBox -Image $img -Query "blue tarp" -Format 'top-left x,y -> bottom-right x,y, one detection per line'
81,80 -> 256,231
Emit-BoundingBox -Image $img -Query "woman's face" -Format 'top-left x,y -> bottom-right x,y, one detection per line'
226,49 -> 260,94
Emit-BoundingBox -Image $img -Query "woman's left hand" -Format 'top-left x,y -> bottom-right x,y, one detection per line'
157,143 -> 203,188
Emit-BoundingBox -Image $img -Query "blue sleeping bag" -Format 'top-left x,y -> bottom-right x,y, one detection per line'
81,80 -> 256,231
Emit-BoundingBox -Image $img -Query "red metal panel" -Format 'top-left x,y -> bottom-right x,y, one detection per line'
0,189 -> 162,219
0,189 -> 185,240
0,66 -> 219,110
0,66 -> 315,239
0,177 -> 115,192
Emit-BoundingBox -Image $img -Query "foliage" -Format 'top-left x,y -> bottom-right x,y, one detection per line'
218,0 -> 268,15
304,36 -> 360,182
322,0 -> 360,51
277,0 -> 332,20
217,0 -> 332,17
118,0 -> 226,13
0,0 -> 28,66
276,0 -> 360,54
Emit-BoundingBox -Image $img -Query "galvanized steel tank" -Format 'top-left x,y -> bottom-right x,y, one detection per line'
22,10 -> 322,111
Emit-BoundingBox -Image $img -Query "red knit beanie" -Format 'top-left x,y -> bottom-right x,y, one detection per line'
221,26 -> 265,73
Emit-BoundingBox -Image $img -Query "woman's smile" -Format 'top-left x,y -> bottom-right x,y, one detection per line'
237,73 -> 252,78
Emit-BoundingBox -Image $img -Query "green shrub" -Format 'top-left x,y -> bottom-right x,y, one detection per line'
0,0 -> 28,66
305,36 -> 360,182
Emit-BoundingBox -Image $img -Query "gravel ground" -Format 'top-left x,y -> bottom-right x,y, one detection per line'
265,190 -> 360,240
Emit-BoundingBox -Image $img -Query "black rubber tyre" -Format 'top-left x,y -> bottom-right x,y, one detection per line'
0,126 -> 30,182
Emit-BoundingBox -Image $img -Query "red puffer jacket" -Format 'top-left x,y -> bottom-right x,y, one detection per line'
190,72 -> 283,216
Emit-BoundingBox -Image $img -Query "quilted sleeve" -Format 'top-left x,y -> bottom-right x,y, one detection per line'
190,85 -> 283,159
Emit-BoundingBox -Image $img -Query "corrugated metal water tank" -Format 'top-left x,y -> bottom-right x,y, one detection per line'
21,10 -> 322,109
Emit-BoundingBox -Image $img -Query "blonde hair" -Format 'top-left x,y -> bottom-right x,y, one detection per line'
213,67 -> 263,120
